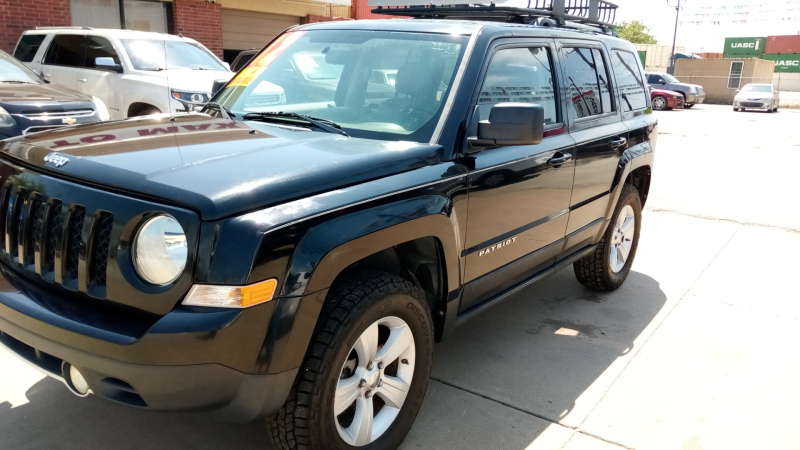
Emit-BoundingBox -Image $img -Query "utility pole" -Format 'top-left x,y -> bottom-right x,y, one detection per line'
667,0 -> 683,74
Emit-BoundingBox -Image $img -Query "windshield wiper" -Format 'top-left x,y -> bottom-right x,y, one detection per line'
203,102 -> 235,120
243,112 -> 349,136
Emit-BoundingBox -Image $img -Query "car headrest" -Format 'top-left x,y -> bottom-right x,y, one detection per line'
394,52 -> 445,98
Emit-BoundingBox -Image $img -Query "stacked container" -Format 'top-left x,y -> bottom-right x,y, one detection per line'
765,35 -> 800,74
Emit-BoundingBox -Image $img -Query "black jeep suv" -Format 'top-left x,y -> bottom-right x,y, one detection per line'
0,3 -> 655,449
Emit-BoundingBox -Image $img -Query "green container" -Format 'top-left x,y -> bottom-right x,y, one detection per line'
637,50 -> 646,67
723,37 -> 766,58
764,54 -> 800,73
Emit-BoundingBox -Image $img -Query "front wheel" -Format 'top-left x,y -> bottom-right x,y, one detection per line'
683,103 -> 694,109
269,272 -> 433,450
573,184 -> 642,292
652,95 -> 668,111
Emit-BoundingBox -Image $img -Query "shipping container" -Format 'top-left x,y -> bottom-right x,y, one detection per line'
637,50 -> 646,67
635,44 -> 685,70
764,54 -> 800,73
722,37 -> 766,58
766,35 -> 800,55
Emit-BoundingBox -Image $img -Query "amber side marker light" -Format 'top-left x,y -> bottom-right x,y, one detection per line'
182,279 -> 278,308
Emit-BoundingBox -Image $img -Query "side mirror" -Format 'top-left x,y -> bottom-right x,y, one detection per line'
95,57 -> 122,73
659,80 -> 666,85
223,62 -> 231,71
468,103 -> 544,150
212,79 -> 228,95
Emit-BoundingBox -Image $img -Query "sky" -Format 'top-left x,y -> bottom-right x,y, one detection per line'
502,0 -> 800,53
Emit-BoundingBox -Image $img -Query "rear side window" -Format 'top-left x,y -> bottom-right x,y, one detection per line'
84,36 -> 121,69
563,47 -> 615,118
611,50 -> 648,111
43,35 -> 87,67
478,46 -> 559,126
14,34 -> 47,62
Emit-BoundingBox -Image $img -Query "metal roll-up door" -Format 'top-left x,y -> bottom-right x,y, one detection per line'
222,9 -> 301,52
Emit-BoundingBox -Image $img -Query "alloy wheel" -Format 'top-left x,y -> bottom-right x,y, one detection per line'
652,96 -> 667,110
334,316 -> 416,446
609,205 -> 635,273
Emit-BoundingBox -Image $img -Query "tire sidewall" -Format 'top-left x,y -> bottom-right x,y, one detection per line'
600,187 -> 642,288
653,96 -> 667,110
317,292 -> 433,450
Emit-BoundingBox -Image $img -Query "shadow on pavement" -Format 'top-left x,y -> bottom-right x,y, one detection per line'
1,269 -> 666,450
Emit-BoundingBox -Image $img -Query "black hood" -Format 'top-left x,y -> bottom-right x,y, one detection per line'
0,81 -> 94,113
0,114 -> 443,220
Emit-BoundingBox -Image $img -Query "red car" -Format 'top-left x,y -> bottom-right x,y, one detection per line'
650,87 -> 685,110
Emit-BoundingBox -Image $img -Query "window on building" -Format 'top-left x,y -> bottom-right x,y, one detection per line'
70,0 -> 167,33
44,35 -> 88,67
84,37 -> 121,69
728,61 -> 744,89
14,35 -> 47,63
478,47 -> 559,126
612,50 -> 648,111
563,47 -> 615,118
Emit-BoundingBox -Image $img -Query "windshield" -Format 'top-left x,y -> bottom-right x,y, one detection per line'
215,30 -> 468,143
662,73 -> 680,83
121,39 -> 227,71
742,84 -> 772,93
0,51 -> 41,83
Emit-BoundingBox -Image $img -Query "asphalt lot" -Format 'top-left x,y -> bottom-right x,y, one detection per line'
2,104 -> 800,449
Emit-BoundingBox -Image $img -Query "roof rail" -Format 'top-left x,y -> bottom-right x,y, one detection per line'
369,0 -> 618,32
34,26 -> 94,30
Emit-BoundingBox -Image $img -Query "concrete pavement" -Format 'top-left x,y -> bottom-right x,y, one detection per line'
2,105 -> 800,449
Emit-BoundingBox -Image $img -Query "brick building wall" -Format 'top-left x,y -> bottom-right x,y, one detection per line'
0,0 -> 70,54
173,0 -> 223,58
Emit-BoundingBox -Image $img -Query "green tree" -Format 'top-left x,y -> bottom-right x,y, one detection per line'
616,20 -> 658,45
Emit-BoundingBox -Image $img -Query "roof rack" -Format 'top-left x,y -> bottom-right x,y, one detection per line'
369,0 -> 618,33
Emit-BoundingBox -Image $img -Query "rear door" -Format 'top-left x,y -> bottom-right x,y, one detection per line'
40,34 -> 88,90
556,41 -> 628,257
459,39 -> 576,312
80,35 -> 124,119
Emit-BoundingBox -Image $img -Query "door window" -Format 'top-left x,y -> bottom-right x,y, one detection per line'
43,35 -> 87,67
14,34 -> 47,62
728,61 -> 744,89
611,50 -> 648,111
84,36 -> 121,69
562,47 -> 615,118
647,74 -> 661,84
477,46 -> 559,125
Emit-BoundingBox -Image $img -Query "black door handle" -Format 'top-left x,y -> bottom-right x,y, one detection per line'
547,152 -> 572,167
609,137 -> 627,149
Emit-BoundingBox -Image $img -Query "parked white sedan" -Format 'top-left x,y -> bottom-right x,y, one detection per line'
733,83 -> 780,113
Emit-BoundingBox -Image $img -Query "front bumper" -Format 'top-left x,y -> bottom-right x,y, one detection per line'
0,266 -> 299,421
685,93 -> 705,104
735,99 -> 773,110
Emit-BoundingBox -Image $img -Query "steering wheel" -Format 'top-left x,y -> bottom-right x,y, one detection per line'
400,106 -> 437,130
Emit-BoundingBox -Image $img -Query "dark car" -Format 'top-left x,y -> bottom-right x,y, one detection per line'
645,72 -> 705,108
0,3 -> 655,450
0,50 -> 102,139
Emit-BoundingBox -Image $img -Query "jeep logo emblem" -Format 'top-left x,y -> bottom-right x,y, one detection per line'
43,152 -> 70,167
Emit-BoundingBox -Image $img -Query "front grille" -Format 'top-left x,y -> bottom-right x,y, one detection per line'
18,109 -> 95,119
740,102 -> 763,108
0,179 -> 113,298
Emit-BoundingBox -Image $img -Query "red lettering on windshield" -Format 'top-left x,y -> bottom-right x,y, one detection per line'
81,134 -> 115,143
182,124 -> 212,132
215,122 -> 238,129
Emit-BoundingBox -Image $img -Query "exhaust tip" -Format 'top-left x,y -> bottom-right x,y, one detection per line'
62,362 -> 90,397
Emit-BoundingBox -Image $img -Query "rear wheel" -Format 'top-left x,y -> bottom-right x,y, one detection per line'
652,95 -> 668,111
269,272 -> 433,450
573,184 -> 642,292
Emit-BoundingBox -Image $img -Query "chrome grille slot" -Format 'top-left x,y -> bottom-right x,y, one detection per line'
20,192 -> 42,271
62,205 -> 86,288
89,212 -> 113,288
5,187 -> 26,261
40,198 -> 63,279
0,180 -> 11,254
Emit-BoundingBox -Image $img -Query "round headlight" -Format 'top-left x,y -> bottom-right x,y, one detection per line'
133,215 -> 187,285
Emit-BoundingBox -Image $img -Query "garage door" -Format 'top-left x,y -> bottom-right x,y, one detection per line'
222,9 -> 301,51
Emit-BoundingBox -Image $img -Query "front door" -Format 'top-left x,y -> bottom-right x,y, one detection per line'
460,40 -> 576,313
40,34 -> 87,90
80,36 -> 123,119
